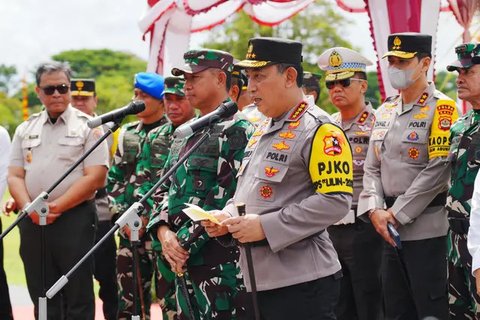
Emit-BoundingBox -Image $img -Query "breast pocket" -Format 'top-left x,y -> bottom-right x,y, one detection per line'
185,155 -> 218,196
401,130 -> 428,164
370,129 -> 387,161
150,138 -> 170,170
58,137 -> 85,164
21,138 -> 41,169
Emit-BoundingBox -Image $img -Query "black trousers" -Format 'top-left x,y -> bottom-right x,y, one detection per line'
0,218 -> 13,320
328,221 -> 383,320
383,236 -> 449,320
257,271 -> 342,320
93,220 -> 118,320
19,201 -> 96,320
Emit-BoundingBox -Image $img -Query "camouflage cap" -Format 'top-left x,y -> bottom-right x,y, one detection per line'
71,78 -> 95,96
447,43 -> 480,72
164,77 -> 185,96
171,49 -> 234,76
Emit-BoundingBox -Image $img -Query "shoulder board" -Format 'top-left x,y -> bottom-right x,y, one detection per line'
123,121 -> 140,129
27,111 -> 42,121
383,95 -> 400,103
432,89 -> 453,101
305,105 -> 332,124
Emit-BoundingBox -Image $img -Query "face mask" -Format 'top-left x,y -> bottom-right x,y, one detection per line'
387,60 -> 423,90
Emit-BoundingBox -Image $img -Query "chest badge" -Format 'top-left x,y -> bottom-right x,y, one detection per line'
264,166 -> 279,177
408,147 -> 420,160
279,131 -> 295,139
288,120 -> 301,129
25,149 -> 33,163
272,141 -> 290,151
259,185 -> 273,199
407,131 -> 419,141
248,138 -> 258,148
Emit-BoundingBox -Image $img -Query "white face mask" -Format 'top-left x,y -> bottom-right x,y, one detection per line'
387,60 -> 423,90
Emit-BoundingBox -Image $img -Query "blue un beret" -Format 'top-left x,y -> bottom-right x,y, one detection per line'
134,72 -> 164,100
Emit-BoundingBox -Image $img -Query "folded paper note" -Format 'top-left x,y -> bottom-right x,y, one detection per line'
182,203 -> 221,225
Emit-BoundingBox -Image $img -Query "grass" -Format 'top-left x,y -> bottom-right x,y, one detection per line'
2,208 -> 25,286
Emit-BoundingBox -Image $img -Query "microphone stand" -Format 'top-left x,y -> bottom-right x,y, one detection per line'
1,121 -> 119,320
47,124 -> 217,320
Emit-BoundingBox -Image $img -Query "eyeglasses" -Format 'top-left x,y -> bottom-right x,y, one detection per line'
325,78 -> 364,89
41,84 -> 70,95
455,43 -> 480,60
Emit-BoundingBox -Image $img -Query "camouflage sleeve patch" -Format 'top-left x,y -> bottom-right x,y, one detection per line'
309,123 -> 353,194
429,99 -> 459,159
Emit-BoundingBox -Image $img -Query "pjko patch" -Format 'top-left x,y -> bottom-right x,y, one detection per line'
323,135 -> 343,156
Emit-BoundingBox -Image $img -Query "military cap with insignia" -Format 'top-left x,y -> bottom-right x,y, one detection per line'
383,32 -> 432,59
447,42 -> 480,72
164,77 -> 185,96
317,47 -> 373,81
232,64 -> 248,89
302,72 -> 321,88
71,79 -> 95,96
171,49 -> 233,76
236,37 -> 303,69
134,72 -> 164,100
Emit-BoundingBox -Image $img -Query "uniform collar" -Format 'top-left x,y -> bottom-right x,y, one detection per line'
398,82 -> 435,114
268,99 -> 310,133
40,104 -> 72,125
335,102 -> 374,130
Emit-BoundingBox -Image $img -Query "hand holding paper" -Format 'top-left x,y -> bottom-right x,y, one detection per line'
182,203 -> 221,225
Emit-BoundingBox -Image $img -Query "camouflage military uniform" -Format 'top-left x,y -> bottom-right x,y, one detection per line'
107,117 -> 168,319
150,109 -> 254,320
447,110 -> 480,319
136,121 -> 178,320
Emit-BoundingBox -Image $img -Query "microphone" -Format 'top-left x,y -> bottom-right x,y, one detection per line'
87,100 -> 146,128
174,101 -> 238,139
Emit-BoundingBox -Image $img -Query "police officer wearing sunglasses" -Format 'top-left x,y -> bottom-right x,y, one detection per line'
358,33 -> 459,319
447,43 -> 480,319
318,47 -> 383,320
7,62 -> 109,319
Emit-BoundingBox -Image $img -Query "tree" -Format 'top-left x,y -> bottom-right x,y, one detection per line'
52,49 -> 148,114
0,64 -> 18,96
201,0 -> 360,113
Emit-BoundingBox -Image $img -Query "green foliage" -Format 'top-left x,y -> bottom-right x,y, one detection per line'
435,70 -> 457,101
52,48 -> 146,115
52,49 -> 147,79
0,92 -> 22,136
0,64 -> 17,95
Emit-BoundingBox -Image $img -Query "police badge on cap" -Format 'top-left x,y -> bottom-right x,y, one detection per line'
383,33 -> 432,59
236,37 -> 303,69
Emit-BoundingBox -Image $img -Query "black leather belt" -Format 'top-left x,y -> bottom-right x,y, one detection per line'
249,230 -> 325,247
95,187 -> 108,199
384,192 -> 447,209
448,210 -> 470,235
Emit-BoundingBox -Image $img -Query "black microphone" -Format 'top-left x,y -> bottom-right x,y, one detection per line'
87,100 -> 146,128
173,101 -> 238,139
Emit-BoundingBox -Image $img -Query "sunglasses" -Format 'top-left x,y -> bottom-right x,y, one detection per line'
325,78 -> 363,89
41,84 -> 70,95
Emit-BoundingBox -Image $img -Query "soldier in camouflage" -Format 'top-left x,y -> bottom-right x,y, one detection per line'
446,43 -> 480,319
136,77 -> 195,320
107,72 -> 168,319
152,49 -> 254,319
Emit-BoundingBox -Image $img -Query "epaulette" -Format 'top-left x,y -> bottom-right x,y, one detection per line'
433,89 -> 453,101
123,121 -> 140,129
383,95 -> 400,103
27,112 -> 42,121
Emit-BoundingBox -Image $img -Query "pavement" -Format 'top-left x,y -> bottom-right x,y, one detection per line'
9,285 -> 162,319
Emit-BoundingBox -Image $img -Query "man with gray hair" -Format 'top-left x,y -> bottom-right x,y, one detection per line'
8,62 -> 109,319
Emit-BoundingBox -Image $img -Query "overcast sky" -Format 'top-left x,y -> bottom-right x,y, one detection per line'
0,0 -> 466,80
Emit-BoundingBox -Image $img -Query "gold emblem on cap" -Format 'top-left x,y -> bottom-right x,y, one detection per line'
328,51 -> 342,68
246,43 -> 256,59
76,81 -> 84,90
393,36 -> 402,50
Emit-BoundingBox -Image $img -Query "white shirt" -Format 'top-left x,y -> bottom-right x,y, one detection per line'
468,172 -> 480,275
0,126 -> 11,198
